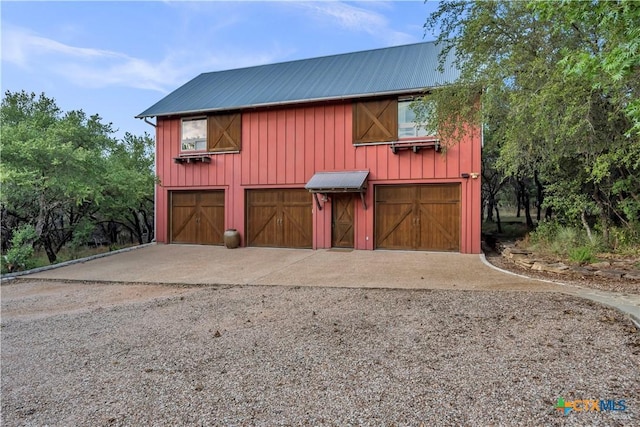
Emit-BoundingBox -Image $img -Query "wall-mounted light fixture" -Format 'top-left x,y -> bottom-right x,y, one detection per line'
470,173 -> 479,179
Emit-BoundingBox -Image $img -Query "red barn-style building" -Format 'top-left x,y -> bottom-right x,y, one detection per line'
137,42 -> 482,253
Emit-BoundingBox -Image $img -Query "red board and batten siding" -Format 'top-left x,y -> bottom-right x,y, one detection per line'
154,102 -> 482,253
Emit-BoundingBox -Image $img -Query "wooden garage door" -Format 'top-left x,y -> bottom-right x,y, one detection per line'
375,184 -> 460,251
170,191 -> 225,245
246,189 -> 312,248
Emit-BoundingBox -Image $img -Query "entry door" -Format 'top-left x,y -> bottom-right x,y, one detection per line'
246,189 -> 312,248
375,184 -> 460,251
171,191 -> 225,245
332,194 -> 354,248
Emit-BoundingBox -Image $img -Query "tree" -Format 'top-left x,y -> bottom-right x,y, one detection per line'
1,90 -> 156,265
420,1 -> 640,244
99,132 -> 156,245
531,1 -> 640,135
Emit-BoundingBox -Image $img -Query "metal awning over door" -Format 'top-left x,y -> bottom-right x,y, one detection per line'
305,170 -> 369,210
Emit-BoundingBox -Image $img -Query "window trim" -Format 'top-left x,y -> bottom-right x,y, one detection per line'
397,99 -> 433,140
180,116 -> 208,153
179,113 -> 242,155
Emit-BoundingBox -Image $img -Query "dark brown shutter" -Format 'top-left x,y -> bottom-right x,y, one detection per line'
208,112 -> 241,152
353,99 -> 398,144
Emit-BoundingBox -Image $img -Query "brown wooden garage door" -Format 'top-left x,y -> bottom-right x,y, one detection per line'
375,184 -> 460,251
170,191 -> 225,245
246,189 -> 312,248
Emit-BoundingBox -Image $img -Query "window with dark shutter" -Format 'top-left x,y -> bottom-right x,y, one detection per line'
208,112 -> 241,152
353,99 -> 398,144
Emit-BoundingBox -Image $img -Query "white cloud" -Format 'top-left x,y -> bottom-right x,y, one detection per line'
295,1 -> 416,46
1,25 -> 287,94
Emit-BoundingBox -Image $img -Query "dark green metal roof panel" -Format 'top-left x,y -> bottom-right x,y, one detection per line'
137,41 -> 458,118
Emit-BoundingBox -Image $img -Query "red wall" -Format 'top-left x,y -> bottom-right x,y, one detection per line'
155,102 -> 482,253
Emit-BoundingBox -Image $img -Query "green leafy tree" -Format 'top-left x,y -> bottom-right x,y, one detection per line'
420,0 -> 640,245
99,132 -> 155,245
1,90 -> 156,263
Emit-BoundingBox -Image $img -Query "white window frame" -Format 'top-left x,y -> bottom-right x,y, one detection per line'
181,117 -> 207,152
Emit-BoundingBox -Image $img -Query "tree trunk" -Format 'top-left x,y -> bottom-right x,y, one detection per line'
34,192 -> 47,241
486,196 -> 495,222
519,179 -> 534,229
592,187 -> 610,245
128,209 -> 143,245
495,205 -> 502,233
534,170 -> 544,221
141,209 -> 154,242
581,210 -> 594,244
43,238 -> 57,263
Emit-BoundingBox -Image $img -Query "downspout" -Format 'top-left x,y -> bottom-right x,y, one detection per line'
141,117 -> 158,243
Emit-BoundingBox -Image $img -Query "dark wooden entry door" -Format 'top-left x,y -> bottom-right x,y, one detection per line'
375,184 -> 460,251
170,191 -> 225,245
332,194 -> 354,248
246,189 -> 312,248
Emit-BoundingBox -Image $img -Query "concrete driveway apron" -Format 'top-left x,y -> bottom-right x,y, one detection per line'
15,244 -> 640,324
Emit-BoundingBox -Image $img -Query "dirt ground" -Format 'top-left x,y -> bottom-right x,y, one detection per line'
2,278 -> 639,426
485,252 -> 640,294
0,279 -> 201,321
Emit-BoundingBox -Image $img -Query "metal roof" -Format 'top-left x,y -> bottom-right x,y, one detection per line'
305,170 -> 369,193
137,41 -> 458,118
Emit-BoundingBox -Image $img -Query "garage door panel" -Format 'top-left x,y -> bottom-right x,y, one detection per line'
172,192 -> 197,207
199,191 -> 225,207
200,207 -> 225,244
376,185 -> 415,203
282,206 -> 312,248
248,189 -> 280,206
418,185 -> 459,202
282,189 -> 311,204
418,203 -> 460,251
171,207 -> 198,243
247,207 -> 279,247
375,203 -> 414,249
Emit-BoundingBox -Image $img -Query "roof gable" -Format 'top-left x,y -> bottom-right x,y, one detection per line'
137,41 -> 458,118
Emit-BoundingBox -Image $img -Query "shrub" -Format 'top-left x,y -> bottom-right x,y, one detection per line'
551,226 -> 580,254
610,226 -> 640,253
529,220 -> 560,246
527,220 -> 606,259
569,246 -> 597,264
2,225 -> 37,273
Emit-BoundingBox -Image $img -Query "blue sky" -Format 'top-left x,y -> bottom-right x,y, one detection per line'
1,1 -> 440,139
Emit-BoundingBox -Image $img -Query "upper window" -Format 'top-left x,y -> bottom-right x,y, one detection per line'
398,100 -> 430,139
181,118 -> 207,152
181,113 -> 242,153
353,98 -> 434,144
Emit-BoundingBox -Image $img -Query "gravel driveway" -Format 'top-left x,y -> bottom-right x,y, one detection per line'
2,280 -> 639,426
